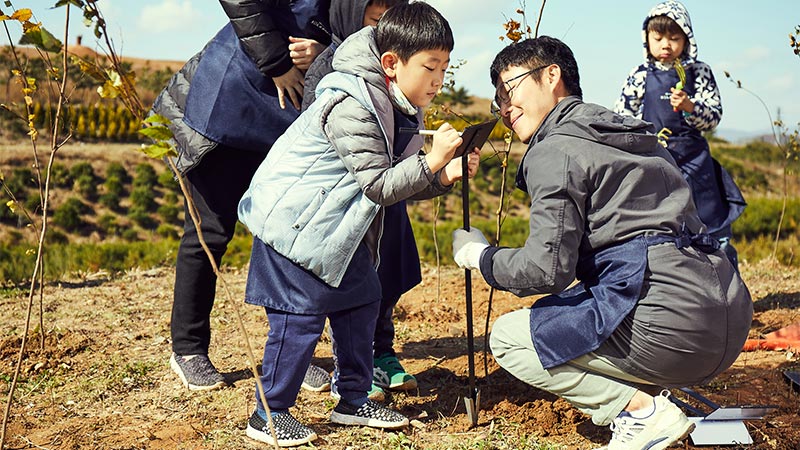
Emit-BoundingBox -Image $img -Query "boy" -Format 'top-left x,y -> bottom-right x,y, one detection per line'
301,0 -> 421,402
614,0 -> 745,269
239,3 -> 479,447
455,35 -> 751,450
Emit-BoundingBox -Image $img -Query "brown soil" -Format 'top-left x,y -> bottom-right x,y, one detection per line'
2,259 -> 799,449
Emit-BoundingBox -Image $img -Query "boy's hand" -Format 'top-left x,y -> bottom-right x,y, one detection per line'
288,37 -> 325,70
273,66 -> 305,110
426,123 -> 462,172
669,87 -> 694,114
440,148 -> 480,186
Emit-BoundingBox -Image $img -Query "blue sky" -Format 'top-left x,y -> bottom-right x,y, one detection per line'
12,0 -> 800,138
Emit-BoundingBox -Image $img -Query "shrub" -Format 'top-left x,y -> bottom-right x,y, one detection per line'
99,176 -> 124,210
732,197 -> 800,239
50,163 -> 73,188
69,162 -> 95,180
132,163 -> 157,189
121,228 -> 139,242
129,205 -> 156,229
6,167 -> 36,194
157,169 -> 179,191
106,162 -> 130,184
97,213 -> 120,236
98,192 -> 120,210
163,191 -> 179,206
48,229 -> 69,245
130,186 -> 156,212
156,224 -> 179,240
52,197 -> 88,230
156,203 -> 181,224
75,174 -> 97,199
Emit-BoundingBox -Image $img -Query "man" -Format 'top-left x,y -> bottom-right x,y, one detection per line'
452,36 -> 752,450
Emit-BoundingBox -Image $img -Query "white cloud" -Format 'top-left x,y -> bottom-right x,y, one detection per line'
767,73 -> 795,91
742,46 -> 771,62
137,0 -> 202,33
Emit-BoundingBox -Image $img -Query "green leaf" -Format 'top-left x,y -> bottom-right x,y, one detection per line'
19,26 -> 62,53
138,125 -> 173,141
140,142 -> 177,159
142,114 -> 171,126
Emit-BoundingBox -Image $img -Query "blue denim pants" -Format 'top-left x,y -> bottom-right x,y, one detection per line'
256,300 -> 380,411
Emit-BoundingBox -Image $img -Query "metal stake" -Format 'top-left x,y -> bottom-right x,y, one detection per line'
461,153 -> 479,427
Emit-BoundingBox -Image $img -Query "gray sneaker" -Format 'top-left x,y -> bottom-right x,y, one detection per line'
330,399 -> 408,429
170,353 -> 226,391
301,364 -> 332,392
246,410 -> 317,447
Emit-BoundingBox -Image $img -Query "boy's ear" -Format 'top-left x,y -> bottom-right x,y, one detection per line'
381,51 -> 399,79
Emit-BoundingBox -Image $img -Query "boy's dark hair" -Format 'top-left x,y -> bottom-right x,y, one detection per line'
368,0 -> 406,7
375,1 -> 454,62
489,36 -> 582,98
646,15 -> 686,39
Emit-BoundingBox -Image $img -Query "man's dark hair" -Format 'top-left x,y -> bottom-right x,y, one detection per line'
376,1 -> 454,62
647,15 -> 686,39
489,36 -> 582,98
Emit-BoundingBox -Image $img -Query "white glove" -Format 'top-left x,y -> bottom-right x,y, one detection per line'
452,227 -> 489,271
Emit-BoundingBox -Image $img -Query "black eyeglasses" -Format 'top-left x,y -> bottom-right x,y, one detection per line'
490,64 -> 550,117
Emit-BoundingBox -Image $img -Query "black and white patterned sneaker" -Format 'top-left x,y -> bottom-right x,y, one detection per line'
301,364 -> 332,392
245,410 -> 317,447
330,399 -> 409,429
170,353 -> 226,391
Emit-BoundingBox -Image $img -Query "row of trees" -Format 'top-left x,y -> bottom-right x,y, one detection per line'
27,102 -> 143,141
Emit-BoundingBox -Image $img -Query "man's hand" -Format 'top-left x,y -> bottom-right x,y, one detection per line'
452,227 -> 489,271
288,36 -> 325,70
273,65 -> 305,110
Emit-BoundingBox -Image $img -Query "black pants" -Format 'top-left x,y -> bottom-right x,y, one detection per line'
171,145 -> 266,356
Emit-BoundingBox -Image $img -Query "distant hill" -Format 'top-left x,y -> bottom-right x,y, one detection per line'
1,37 -> 185,73
717,128 -> 777,144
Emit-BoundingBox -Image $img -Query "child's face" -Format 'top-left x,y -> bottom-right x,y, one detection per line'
363,3 -> 388,27
647,30 -> 686,64
384,49 -> 450,108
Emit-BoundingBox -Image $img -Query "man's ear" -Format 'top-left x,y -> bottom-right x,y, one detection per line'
381,51 -> 399,79
545,64 -> 561,86
545,64 -> 563,93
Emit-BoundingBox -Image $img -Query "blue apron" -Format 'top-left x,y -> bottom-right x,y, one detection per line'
184,1 -> 331,152
377,110 -> 423,300
529,232 -> 719,369
642,66 -> 745,236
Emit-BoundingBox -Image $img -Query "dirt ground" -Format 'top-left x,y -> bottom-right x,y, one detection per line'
2,259 -> 800,449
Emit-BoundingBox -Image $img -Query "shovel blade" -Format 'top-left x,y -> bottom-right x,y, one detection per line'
464,390 -> 481,427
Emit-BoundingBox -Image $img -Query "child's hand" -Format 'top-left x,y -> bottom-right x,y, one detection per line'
669,87 -> 694,114
426,123 -> 462,172
440,148 -> 480,186
288,37 -> 325,71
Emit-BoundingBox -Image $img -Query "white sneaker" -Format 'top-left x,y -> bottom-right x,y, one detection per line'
605,390 -> 694,450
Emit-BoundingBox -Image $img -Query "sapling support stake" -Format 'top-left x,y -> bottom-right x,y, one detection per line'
461,152 -> 480,428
